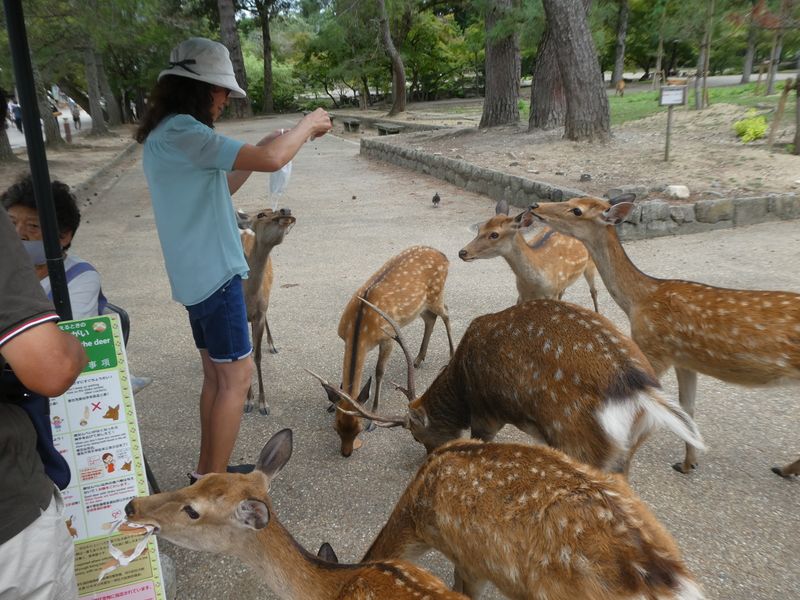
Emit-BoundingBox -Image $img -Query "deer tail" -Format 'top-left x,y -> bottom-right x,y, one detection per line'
639,390 -> 705,451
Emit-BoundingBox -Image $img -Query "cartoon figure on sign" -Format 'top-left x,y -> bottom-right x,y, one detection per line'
102,405 -> 120,421
93,321 -> 107,333
121,461 -> 132,471
52,415 -> 63,431
65,516 -> 78,538
102,452 -> 115,473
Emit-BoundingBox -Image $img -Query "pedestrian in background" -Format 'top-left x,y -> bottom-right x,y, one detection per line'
70,104 -> 80,130
10,99 -> 22,132
134,37 -> 331,483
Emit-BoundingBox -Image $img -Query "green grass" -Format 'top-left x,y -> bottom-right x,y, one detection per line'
609,82 -> 795,126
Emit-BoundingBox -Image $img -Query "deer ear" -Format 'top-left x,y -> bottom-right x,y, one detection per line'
495,199 -> 509,215
235,499 -> 270,530
407,407 -> 429,429
356,377 -> 372,405
235,209 -> 252,230
317,542 -> 339,563
513,209 -> 534,228
602,202 -> 635,225
257,429 -> 293,479
609,192 -> 636,205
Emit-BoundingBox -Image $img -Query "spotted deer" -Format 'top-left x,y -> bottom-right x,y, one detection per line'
529,196 -> 800,475
331,245 -> 455,457
124,429 -> 466,600
363,438 -> 704,600
240,208 -> 296,415
314,298 -> 704,476
459,199 -> 600,311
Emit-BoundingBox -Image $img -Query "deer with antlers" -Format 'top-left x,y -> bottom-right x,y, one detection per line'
362,438 -> 704,600
459,199 -> 600,311
330,245 -> 455,457
124,429 -> 467,600
529,195 -> 800,475
313,298 -> 704,476
240,208 -> 295,416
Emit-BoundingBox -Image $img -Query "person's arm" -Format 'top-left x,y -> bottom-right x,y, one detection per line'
1,323 -> 86,397
230,108 -> 332,174
226,129 -> 286,195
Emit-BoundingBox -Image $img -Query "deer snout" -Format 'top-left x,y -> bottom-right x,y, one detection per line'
124,499 -> 136,517
458,249 -> 469,261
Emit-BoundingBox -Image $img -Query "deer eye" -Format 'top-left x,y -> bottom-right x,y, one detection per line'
489,232 -> 499,239
256,212 -> 266,219
571,207 -> 582,216
183,505 -> 200,520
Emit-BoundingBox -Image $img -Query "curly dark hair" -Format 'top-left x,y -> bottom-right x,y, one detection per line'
134,75 -> 216,143
1,174 -> 81,250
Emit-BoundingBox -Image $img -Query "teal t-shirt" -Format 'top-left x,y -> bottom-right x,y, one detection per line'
143,114 -> 248,306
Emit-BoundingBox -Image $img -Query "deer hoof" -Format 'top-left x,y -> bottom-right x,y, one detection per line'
771,466 -> 794,478
259,406 -> 270,416
243,403 -> 254,414
413,358 -> 423,369
268,347 -> 279,355
671,461 -> 696,474
326,404 -> 335,414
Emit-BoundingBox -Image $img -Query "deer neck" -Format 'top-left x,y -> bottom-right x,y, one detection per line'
502,234 -> 549,289
239,518 -> 352,600
421,369 -> 470,432
247,238 -> 278,290
584,227 -> 657,317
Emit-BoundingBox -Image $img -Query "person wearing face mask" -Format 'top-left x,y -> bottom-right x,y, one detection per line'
2,175 -> 104,319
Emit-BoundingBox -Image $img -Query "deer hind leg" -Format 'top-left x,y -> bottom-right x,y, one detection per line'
672,366 -> 698,473
264,319 -> 278,354
253,317 -> 269,416
243,319 -> 259,414
413,310 -> 438,368
433,303 -> 455,359
583,261 -> 600,312
453,567 -> 487,599
367,339 -> 394,432
772,456 -> 800,478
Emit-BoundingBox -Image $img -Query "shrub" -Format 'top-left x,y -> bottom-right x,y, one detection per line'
733,112 -> 767,143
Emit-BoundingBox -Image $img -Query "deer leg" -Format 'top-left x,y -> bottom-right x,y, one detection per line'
453,567 -> 487,599
413,310 -> 438,368
436,304 -> 455,359
254,316 -> 269,416
470,418 -> 501,443
265,319 -> 278,354
583,263 -> 600,312
672,366 -> 698,473
367,339 -> 394,432
772,456 -> 800,478
243,320 -> 258,414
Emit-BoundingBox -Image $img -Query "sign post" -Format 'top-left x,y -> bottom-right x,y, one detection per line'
659,85 -> 687,161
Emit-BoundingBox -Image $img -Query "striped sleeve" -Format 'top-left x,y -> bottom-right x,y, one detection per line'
0,312 -> 60,348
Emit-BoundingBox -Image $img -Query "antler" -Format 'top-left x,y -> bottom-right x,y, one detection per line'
304,369 -> 407,428
357,297 -> 417,402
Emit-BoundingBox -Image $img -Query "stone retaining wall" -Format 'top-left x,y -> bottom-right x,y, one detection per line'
361,136 -> 799,240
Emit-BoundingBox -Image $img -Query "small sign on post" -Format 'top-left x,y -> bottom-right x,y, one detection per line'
660,85 -> 687,161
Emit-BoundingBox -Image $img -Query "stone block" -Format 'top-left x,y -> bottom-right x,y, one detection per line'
646,219 -> 677,237
623,204 -> 641,224
640,201 -> 671,222
694,199 -> 733,223
670,204 -> 695,224
768,194 -> 800,219
733,197 -> 769,226
665,185 -> 690,199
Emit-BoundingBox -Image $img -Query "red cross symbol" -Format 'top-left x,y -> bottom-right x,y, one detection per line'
91,402 -> 102,411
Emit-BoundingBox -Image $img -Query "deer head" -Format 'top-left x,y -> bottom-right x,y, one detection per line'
529,194 -> 637,244
250,208 -> 296,248
458,200 -> 535,262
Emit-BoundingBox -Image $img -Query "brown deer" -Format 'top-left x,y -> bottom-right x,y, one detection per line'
529,196 -> 800,475
363,438 -> 705,600
331,245 -> 455,457
240,208 -> 296,416
459,199 -> 600,311
615,79 -> 626,96
124,429 -> 467,600
773,457 -> 800,478
314,298 -> 704,476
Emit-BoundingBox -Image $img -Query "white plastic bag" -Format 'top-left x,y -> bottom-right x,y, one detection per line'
269,161 -> 293,210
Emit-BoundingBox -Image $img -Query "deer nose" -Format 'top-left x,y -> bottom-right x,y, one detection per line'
529,203 -> 539,210
279,208 -> 291,216
124,500 -> 135,517
458,249 -> 468,260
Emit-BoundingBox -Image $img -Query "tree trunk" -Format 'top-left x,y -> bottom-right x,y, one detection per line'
529,27 -> 564,129
84,48 -> 109,136
741,0 -> 758,84
610,0 -> 629,88
794,76 -> 799,155
766,31 -> 784,96
259,3 -> 274,114
96,53 -> 121,126
652,1 -> 668,89
218,0 -> 253,118
541,0 -> 609,141
376,0 -> 406,116
0,126 -> 18,162
31,63 -> 66,147
360,76 -> 369,110
480,0 -> 519,127
701,0 -> 714,107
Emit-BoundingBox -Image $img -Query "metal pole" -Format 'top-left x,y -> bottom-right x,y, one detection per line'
4,0 -> 72,320
664,105 -> 673,161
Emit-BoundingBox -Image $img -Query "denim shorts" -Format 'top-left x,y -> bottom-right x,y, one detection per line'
186,275 -> 252,363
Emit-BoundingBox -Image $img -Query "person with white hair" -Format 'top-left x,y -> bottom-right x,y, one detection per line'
135,37 -> 331,483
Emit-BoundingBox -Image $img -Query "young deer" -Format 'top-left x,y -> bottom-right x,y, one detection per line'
124,429 -> 467,600
314,298 -> 704,476
240,208 -> 296,415
331,245 -> 455,457
459,199 -> 600,311
529,196 -> 800,474
363,438 -> 704,600
615,79 -> 626,96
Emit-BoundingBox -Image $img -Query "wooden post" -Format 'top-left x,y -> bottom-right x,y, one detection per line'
665,105 -> 674,161
768,78 -> 794,150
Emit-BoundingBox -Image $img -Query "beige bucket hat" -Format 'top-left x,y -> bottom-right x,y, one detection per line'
158,37 -> 247,98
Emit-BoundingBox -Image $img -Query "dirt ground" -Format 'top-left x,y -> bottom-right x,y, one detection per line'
336,102 -> 800,203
